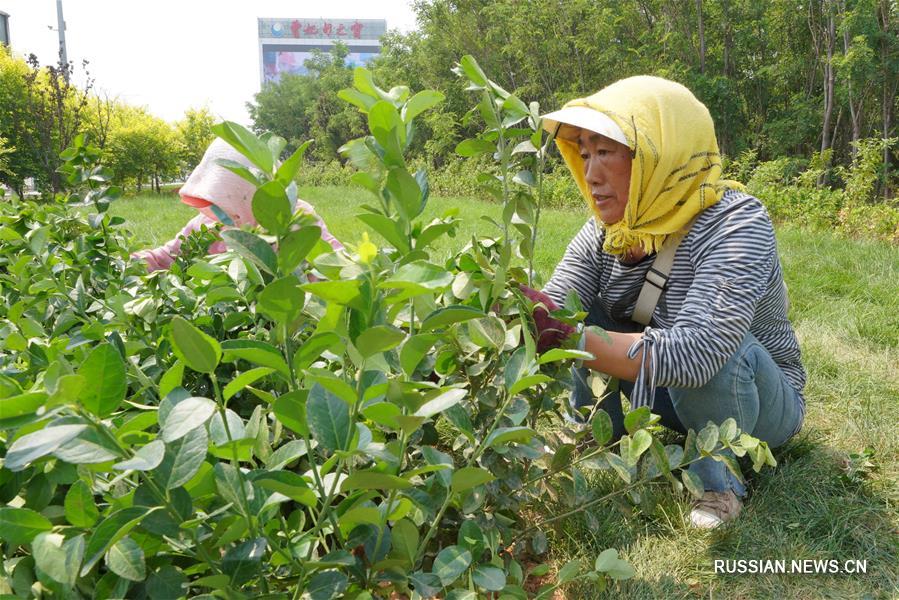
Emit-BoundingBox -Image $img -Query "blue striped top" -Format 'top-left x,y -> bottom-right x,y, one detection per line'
543,190 -> 806,416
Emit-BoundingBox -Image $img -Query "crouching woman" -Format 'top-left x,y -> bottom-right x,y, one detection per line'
523,76 -> 806,528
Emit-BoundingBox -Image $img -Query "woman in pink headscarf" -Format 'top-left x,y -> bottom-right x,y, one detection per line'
132,138 -> 343,272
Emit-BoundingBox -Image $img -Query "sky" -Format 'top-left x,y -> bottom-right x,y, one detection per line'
0,0 -> 419,125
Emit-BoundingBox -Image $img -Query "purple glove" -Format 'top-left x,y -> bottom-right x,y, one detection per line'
518,284 -> 576,353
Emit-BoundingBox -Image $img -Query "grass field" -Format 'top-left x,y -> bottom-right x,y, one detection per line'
115,188 -> 898,599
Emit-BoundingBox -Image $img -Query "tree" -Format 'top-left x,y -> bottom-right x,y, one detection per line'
105,107 -> 182,193
15,54 -> 93,193
247,43 -> 365,161
177,106 -> 216,175
0,47 -> 41,195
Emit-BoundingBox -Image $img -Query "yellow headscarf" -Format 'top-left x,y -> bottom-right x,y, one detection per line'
553,76 -> 743,256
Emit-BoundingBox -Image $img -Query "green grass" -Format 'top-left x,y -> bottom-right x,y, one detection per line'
117,187 -> 898,599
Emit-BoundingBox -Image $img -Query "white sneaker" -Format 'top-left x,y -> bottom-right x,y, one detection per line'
689,490 -> 742,529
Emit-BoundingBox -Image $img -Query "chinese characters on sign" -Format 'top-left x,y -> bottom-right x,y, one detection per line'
259,18 -> 385,40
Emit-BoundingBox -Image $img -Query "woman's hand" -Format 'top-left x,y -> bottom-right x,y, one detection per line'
518,284 -> 576,353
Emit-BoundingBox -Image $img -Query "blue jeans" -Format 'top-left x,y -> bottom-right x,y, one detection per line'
572,298 -> 803,497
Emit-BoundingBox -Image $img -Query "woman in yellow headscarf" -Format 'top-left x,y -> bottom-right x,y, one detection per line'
522,76 -> 806,529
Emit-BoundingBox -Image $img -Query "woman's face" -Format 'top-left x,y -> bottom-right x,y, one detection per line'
578,128 -> 632,225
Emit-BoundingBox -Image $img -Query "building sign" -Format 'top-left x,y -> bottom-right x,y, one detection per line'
258,18 -> 386,85
258,18 -> 386,40
0,12 -> 9,47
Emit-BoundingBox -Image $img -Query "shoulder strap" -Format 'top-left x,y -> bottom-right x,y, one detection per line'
631,221 -> 696,326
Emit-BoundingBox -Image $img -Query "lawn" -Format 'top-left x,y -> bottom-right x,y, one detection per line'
115,187 -> 898,598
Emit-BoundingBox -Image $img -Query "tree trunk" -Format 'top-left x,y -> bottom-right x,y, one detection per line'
696,0 -> 706,74
879,0 -> 896,199
722,0 -> 732,78
840,0 -> 861,159
819,1 -> 837,186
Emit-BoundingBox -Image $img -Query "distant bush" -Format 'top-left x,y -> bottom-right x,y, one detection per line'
744,138 -> 899,243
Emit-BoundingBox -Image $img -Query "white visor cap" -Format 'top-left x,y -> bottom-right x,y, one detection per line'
541,106 -> 629,147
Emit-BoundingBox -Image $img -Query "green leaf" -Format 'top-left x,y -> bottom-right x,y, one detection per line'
390,518 -> 419,566
355,325 -> 406,358
307,570 -> 349,600
64,480 -> 99,527
681,469 -> 705,499
221,339 -> 290,377
302,279 -> 363,308
161,397 -> 217,443
415,388 -> 467,418
457,55 -> 488,86
420,305 -> 485,332
146,565 -> 187,600
504,346 -> 531,391
106,537 -> 146,582
403,90 -> 445,122
159,361 -> 184,400
252,181 -> 292,236
718,418 -> 738,443
264,440 -> 310,470
170,317 -> 221,374
253,471 -> 316,506
46,374 -> 85,408
273,390 -> 309,437
357,213 -> 411,253
339,87 -> 378,112
222,537 -> 267,586
221,229 -> 278,274
52,428 -> 119,464
113,440 -> 165,472
697,422 -> 720,454
537,348 -> 594,365
224,367 -> 275,401
340,470 -> 412,492
306,370 -> 356,404
400,334 -> 439,377
0,507 -> 53,546
307,384 -> 351,453
623,406 -> 652,434
155,427 -> 209,490
592,410 -> 614,446
386,167 -> 423,221
278,225 -> 321,273
214,463 -> 251,510
81,507 -> 151,576
455,138 -> 494,157
508,374 -> 552,396
0,392 -> 47,427
78,343 -> 126,417
5,424 -> 88,471
486,426 -> 536,448
629,430 -> 652,463
211,121 -> 274,173
275,139 -> 312,186
258,275 -> 305,324
33,532 -> 84,587
473,565 -> 506,591
558,558 -> 581,583
292,332 -> 342,373
433,545 -> 471,586
451,467 -> 494,493
368,101 -> 405,161
381,261 -> 453,295
594,548 -> 635,580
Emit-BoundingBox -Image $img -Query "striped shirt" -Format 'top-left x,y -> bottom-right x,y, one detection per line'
544,189 -> 806,416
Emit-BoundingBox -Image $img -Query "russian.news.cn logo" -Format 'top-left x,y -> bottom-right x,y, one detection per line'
714,559 -> 868,575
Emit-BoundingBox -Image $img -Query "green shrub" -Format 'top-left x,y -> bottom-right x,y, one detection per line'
0,65 -> 773,598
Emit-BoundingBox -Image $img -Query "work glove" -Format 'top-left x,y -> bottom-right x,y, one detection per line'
518,284 -> 576,353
